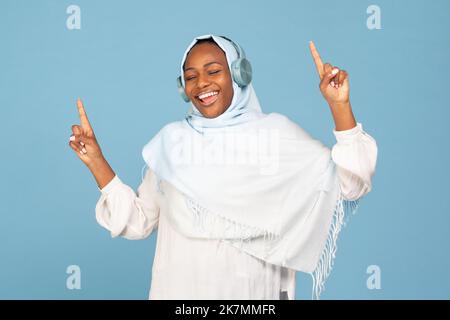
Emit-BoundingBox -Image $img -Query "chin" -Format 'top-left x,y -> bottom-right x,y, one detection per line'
195,104 -> 226,119
199,109 -> 224,118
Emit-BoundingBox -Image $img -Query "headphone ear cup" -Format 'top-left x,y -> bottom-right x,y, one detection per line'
176,76 -> 190,102
231,58 -> 252,87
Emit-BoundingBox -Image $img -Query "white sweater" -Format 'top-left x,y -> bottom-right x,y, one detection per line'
95,122 -> 378,300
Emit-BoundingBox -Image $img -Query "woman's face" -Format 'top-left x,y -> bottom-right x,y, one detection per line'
183,42 -> 234,118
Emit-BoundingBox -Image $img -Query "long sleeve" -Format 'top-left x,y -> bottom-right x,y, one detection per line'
331,122 -> 378,201
95,168 -> 160,240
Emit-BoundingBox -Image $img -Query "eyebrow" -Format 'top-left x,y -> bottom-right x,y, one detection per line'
184,61 -> 223,72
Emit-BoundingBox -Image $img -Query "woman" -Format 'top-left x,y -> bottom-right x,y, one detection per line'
68,35 -> 377,300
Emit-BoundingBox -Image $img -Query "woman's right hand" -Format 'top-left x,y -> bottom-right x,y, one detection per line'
69,98 -> 116,189
68,98 -> 104,168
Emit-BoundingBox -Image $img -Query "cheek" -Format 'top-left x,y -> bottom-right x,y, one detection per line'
220,79 -> 234,102
184,82 -> 193,95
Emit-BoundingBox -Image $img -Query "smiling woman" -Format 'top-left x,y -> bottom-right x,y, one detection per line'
182,39 -> 234,118
69,34 -> 378,300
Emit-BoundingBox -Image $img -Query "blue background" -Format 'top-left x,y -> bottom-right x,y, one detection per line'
1,0 -> 449,299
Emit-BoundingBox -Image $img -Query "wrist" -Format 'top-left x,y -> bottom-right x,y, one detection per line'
87,156 -> 116,190
328,101 -> 357,131
328,100 -> 351,110
87,155 -> 108,171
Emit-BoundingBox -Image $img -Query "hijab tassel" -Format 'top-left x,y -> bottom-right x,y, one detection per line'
310,191 -> 360,300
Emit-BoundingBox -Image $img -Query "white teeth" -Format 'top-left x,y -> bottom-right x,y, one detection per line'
198,91 -> 218,100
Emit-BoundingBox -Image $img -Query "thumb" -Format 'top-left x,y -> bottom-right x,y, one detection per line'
320,67 -> 339,89
73,126 -> 81,135
72,124 -> 83,137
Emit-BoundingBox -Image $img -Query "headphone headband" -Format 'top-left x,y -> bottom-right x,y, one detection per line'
218,35 -> 246,60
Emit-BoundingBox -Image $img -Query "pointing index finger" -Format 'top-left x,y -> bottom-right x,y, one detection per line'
76,98 -> 92,131
309,41 -> 324,78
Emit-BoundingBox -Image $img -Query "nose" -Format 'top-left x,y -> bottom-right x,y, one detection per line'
197,73 -> 211,89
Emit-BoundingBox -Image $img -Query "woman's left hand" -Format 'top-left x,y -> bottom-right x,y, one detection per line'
309,41 -> 349,107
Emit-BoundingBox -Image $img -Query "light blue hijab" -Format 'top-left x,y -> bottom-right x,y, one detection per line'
180,34 -> 264,132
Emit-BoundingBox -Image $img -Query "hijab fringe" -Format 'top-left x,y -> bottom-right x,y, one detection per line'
309,191 -> 360,300
184,195 -> 279,253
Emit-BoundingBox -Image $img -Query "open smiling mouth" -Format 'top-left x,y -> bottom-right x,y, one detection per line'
196,91 -> 219,106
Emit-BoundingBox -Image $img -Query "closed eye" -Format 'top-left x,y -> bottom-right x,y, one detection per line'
185,70 -> 221,81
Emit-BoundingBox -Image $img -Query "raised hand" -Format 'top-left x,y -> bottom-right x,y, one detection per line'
68,98 -> 104,167
68,98 -> 115,189
309,41 -> 350,106
309,41 -> 356,131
